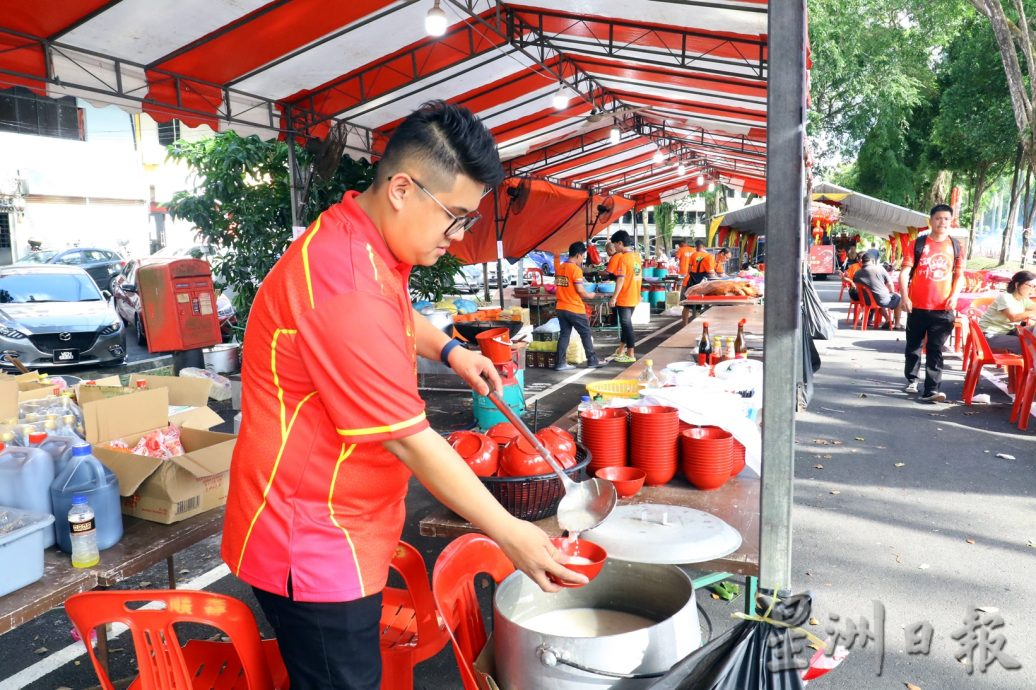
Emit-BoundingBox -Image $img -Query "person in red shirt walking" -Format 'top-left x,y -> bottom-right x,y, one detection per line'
222,101 -> 585,690
553,241 -> 606,371
899,204 -> 964,403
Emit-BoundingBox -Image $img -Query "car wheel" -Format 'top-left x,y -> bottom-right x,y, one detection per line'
135,315 -> 146,346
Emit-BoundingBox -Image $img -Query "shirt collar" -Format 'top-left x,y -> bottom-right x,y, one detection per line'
339,190 -> 411,274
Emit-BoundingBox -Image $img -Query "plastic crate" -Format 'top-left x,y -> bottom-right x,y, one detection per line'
586,379 -> 641,400
0,506 -> 55,597
479,445 -> 591,520
526,351 -> 558,369
532,331 -> 560,342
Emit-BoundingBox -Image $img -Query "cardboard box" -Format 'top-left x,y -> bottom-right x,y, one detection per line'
79,375 -> 222,431
474,637 -> 502,690
0,378 -> 18,420
84,387 -> 236,524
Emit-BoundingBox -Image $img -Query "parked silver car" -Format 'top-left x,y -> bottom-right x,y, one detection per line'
0,266 -> 126,369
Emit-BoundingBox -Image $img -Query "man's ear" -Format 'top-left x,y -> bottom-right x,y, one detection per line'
384,174 -> 410,212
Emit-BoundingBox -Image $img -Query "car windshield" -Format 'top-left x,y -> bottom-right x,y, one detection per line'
0,273 -> 103,303
15,251 -> 56,264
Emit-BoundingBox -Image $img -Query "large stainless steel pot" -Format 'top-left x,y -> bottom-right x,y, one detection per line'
494,560 -> 700,689
420,308 -> 455,337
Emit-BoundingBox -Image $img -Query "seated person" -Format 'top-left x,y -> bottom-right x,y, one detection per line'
977,270 -> 1036,354
852,253 -> 903,327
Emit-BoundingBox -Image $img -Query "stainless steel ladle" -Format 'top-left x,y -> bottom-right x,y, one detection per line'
484,386 -> 617,534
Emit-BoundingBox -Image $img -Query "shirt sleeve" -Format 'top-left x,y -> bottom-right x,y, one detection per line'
573,265 -> 584,283
612,254 -> 628,277
296,292 -> 429,444
901,241 -> 916,269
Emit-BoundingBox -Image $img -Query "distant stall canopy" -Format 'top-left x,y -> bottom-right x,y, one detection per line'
710,182 -> 930,238
0,0 -> 771,226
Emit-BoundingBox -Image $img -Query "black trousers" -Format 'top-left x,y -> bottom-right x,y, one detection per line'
904,308 -> 955,395
253,585 -> 383,690
615,306 -> 636,347
556,309 -> 598,365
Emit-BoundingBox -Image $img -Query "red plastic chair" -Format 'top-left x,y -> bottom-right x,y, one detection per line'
853,284 -> 891,331
64,589 -> 288,690
846,288 -> 861,326
380,541 -> 450,689
963,316 -> 1024,404
956,296 -> 996,357
838,276 -> 853,302
1010,329 -> 1036,430
432,534 -> 516,690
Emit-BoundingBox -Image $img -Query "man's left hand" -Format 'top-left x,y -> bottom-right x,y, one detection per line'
448,346 -> 504,396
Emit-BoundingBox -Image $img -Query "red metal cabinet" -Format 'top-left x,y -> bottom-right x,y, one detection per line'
137,259 -> 222,351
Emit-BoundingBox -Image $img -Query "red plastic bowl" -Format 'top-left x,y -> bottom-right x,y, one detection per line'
549,537 -> 607,587
685,467 -> 730,491
487,422 -> 521,446
448,431 -> 499,477
536,426 -> 576,458
595,466 -> 646,498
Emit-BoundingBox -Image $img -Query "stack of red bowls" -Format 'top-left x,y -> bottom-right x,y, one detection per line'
628,405 -> 680,485
680,426 -> 733,490
731,439 -> 746,477
579,408 -> 628,473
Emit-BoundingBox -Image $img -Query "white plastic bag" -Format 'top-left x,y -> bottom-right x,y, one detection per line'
179,367 -> 232,401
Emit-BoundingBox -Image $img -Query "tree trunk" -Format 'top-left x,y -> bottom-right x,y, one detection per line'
968,166 -> 989,260
999,143 -> 1024,265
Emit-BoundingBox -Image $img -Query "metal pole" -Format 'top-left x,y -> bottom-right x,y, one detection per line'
285,106 -> 302,228
760,0 -> 806,592
493,187 -> 506,308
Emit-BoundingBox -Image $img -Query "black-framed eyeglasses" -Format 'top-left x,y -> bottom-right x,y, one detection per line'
400,175 -> 485,240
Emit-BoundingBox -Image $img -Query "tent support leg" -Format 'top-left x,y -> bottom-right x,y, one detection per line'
760,0 -> 806,593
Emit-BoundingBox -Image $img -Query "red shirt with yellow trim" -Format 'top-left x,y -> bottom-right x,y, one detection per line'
221,191 -> 429,603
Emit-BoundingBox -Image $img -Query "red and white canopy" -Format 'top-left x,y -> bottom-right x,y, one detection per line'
1,1 -> 770,255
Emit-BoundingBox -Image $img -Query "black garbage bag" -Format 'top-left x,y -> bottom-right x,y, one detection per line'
648,620 -> 807,690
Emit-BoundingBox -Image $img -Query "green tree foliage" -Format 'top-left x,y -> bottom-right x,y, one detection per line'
654,202 -> 676,254
808,0 -> 970,169
932,18 -> 1016,254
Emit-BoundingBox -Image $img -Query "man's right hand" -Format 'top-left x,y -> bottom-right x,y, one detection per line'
492,519 -> 588,592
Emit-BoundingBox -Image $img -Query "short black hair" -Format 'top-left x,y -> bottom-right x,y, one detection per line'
610,230 -> 631,246
378,100 -> 504,191
568,241 -> 587,256
717,248 -> 730,256
860,253 -> 873,265
695,240 -> 706,249
930,203 -> 953,217
674,240 -> 684,248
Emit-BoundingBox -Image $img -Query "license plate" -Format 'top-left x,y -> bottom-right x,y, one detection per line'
53,349 -> 78,363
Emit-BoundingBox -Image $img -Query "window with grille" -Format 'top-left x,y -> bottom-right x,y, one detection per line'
0,87 -> 84,140
157,119 -> 181,146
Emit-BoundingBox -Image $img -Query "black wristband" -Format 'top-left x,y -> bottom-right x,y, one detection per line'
440,339 -> 462,368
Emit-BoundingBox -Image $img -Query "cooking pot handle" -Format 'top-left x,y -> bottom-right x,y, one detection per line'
536,645 -> 666,680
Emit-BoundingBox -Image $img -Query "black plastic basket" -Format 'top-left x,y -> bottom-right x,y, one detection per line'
479,444 -> 592,521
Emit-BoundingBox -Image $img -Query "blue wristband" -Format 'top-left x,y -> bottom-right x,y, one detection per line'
440,339 -> 462,368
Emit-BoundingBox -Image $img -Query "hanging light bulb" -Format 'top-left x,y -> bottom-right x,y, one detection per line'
677,162 -> 687,175
425,0 -> 448,36
696,173 -> 704,186
652,148 -> 665,164
707,180 -> 715,192
609,125 -> 621,144
552,86 -> 569,110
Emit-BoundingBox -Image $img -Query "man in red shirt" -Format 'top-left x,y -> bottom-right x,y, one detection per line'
222,101 -> 584,689
553,241 -> 605,371
899,204 -> 964,403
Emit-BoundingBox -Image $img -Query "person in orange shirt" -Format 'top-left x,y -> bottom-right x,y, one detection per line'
681,240 -> 717,325
221,101 -> 585,690
607,230 -> 642,363
674,240 -> 696,278
553,241 -> 605,371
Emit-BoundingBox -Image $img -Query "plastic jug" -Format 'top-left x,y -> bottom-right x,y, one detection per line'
39,435 -> 78,476
50,444 -> 123,553
0,445 -> 57,547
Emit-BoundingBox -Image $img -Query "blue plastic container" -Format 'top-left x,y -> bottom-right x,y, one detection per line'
641,290 -> 650,303
50,444 -> 123,553
650,289 -> 667,305
0,447 -> 56,547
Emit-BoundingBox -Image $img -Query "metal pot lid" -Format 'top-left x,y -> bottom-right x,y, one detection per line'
582,504 -> 741,565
